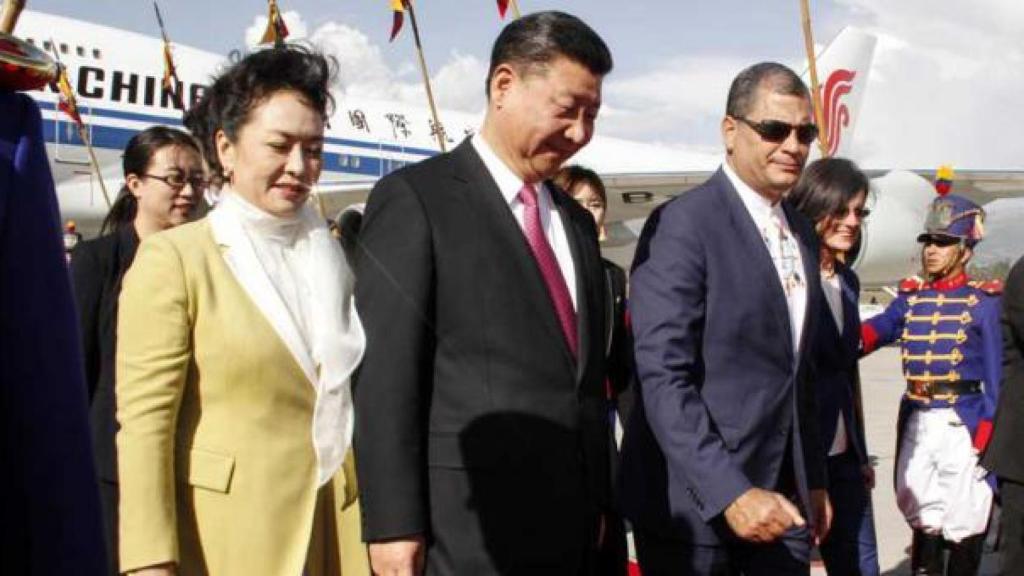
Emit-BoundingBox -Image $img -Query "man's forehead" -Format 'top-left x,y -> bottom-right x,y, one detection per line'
749,89 -> 811,118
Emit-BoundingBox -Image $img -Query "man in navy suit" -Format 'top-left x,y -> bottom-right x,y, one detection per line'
0,91 -> 107,573
618,62 -> 831,575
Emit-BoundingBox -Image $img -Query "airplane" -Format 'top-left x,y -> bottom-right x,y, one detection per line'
11,9 -> 1024,287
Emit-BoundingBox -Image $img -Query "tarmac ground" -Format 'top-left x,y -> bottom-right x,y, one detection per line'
812,346 -> 1001,575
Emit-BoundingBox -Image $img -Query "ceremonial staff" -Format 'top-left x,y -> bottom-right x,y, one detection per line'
799,0 -> 829,157
391,0 -> 447,152
154,2 -> 186,113
0,0 -> 25,33
48,39 -> 112,208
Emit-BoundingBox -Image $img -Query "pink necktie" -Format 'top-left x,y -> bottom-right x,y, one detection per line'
519,184 -> 578,359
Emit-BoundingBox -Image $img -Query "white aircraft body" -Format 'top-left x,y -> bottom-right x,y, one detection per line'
13,10 -> 1024,286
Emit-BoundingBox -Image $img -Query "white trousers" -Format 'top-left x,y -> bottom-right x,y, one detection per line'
895,407 -> 993,542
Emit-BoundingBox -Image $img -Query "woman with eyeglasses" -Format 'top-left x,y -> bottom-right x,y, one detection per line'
787,157 -> 880,576
553,165 -> 632,576
115,45 -> 367,576
69,125 -> 203,575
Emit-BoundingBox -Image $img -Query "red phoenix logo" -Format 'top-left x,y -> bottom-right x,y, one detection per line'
822,68 -> 857,156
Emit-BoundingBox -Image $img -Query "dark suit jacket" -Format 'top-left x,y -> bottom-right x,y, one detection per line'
814,262 -> 870,465
618,168 -> 825,546
71,225 -> 139,482
982,256 -> 1024,483
0,91 -> 107,574
354,140 -> 609,574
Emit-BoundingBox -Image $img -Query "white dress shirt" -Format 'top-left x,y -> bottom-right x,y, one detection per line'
723,161 -> 807,354
472,134 -> 578,311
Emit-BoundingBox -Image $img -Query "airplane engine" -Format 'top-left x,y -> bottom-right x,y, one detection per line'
850,170 -> 936,286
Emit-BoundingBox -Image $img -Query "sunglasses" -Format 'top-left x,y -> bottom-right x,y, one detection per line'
144,173 -> 210,193
736,117 -> 819,145
833,206 -> 871,220
920,235 -> 961,248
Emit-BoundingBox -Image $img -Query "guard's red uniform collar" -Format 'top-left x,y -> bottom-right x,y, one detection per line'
926,272 -> 968,292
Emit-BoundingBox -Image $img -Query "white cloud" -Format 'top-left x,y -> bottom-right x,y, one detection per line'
230,14 -> 489,114
244,10 -> 309,48
833,0 -> 1024,168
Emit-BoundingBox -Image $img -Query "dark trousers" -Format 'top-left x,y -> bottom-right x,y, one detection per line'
634,525 -> 810,576
999,478 -> 1024,576
820,451 -> 880,576
99,480 -> 118,576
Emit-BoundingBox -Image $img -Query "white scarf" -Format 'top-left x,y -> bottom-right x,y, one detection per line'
216,189 -> 365,486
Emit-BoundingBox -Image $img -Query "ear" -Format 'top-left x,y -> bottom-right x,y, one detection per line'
126,173 -> 144,199
215,129 -> 236,178
489,63 -> 518,109
721,116 -> 737,155
960,245 -> 974,265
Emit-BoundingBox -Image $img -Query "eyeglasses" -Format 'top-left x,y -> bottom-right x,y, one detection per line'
735,116 -> 819,145
920,235 -> 961,248
143,173 -> 209,192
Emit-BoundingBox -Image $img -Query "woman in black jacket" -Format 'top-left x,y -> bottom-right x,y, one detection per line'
69,126 -> 204,574
788,157 -> 879,576
554,164 -> 633,576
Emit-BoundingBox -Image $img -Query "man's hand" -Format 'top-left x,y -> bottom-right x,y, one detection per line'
862,464 -> 876,490
369,536 -> 425,576
129,564 -> 176,576
724,487 -> 805,543
810,488 -> 833,546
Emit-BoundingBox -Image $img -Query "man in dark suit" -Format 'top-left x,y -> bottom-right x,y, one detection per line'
618,62 -> 831,575
354,11 -> 614,576
0,90 -> 107,574
982,256 -> 1024,576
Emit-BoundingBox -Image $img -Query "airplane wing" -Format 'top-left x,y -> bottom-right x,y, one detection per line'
314,179 -> 376,221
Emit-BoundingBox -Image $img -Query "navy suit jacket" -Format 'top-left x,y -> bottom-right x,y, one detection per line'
0,92 -> 107,574
618,168 -> 825,545
814,263 -> 869,464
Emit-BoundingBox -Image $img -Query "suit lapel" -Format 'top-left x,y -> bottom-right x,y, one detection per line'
718,170 -> 794,361
208,206 -> 318,387
450,142 -> 577,374
839,267 -> 861,356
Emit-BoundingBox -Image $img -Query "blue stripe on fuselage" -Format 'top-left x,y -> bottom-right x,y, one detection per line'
35,100 -> 437,178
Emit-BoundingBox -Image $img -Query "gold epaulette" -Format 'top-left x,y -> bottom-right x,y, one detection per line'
899,276 -> 926,294
968,279 -> 1003,295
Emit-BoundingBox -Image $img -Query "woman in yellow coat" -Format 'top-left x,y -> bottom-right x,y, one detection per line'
116,45 -> 368,576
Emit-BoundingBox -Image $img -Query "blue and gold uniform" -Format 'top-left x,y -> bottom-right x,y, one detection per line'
861,191 -> 1002,576
862,273 -> 1002,455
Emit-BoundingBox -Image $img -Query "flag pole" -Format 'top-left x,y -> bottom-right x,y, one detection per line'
403,0 -> 447,152
799,0 -> 829,157
48,40 -> 111,207
154,2 -> 186,113
0,0 -> 26,34
509,0 -> 521,19
80,125 -> 112,208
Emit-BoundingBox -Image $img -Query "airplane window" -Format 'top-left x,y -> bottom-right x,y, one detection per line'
93,49 -> 102,59
352,157 -> 361,168
26,38 -> 35,45
339,156 -> 349,167
76,46 -> 85,57
60,43 -> 68,54
43,40 -> 52,51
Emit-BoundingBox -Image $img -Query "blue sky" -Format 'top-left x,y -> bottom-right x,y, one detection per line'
25,0 -> 1024,170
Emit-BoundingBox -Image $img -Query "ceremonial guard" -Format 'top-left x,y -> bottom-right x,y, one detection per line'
861,179 -> 1002,576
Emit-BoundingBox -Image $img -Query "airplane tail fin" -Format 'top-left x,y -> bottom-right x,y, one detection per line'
804,27 -> 877,159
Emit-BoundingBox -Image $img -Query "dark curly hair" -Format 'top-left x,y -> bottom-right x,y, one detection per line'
185,44 -> 336,182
